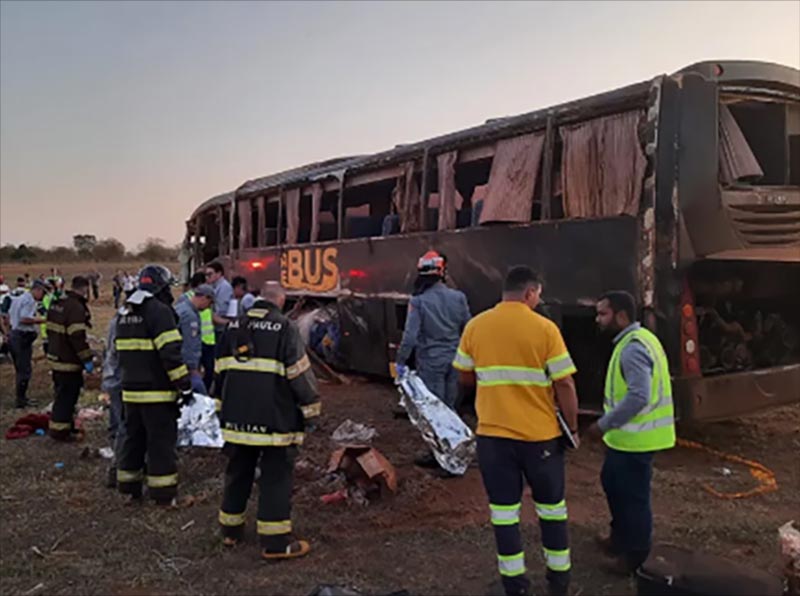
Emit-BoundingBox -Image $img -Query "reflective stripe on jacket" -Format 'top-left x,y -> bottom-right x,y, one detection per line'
603,327 -> 676,452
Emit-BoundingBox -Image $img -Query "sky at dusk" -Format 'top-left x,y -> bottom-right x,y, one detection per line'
1,0 -> 798,251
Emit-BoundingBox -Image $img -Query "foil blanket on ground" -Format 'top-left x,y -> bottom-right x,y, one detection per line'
396,372 -> 475,475
178,394 -> 223,448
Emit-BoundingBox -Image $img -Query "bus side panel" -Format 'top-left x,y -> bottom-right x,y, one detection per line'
236,218 -> 641,309
653,76 -> 684,371
677,73 -> 741,258
235,218 -> 641,381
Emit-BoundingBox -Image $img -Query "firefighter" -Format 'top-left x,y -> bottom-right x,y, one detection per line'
46,276 -> 94,440
454,266 -> 579,596
216,282 -> 320,560
587,291 -> 676,575
395,250 -> 471,409
116,265 -> 193,505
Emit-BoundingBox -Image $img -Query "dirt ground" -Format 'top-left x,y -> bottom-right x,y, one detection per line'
1,267 -> 798,596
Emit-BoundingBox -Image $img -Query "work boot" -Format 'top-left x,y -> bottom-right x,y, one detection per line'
261,539 -> 311,561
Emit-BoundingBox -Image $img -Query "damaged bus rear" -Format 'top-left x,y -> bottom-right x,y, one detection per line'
184,60 -> 800,422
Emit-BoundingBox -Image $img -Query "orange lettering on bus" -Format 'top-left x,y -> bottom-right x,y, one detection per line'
280,247 -> 339,292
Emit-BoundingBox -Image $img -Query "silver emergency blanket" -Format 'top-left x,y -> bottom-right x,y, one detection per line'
177,393 -> 223,448
396,372 -> 475,475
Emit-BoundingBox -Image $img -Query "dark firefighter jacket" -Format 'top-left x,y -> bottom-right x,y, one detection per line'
215,299 -> 321,447
45,291 -> 92,372
115,290 -> 191,403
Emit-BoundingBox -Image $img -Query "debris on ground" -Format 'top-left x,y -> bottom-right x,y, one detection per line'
295,457 -> 322,481
177,394 -> 223,448
98,447 -> 114,459
396,372 -> 475,475
678,438 -> 778,499
779,521 -> 800,594
331,419 -> 377,446
22,583 -> 45,596
76,406 -> 105,422
326,445 -> 397,503
5,413 -> 50,440
308,349 -> 350,385
80,446 -> 100,459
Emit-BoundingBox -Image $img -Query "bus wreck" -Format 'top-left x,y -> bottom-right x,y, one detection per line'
184,60 -> 800,422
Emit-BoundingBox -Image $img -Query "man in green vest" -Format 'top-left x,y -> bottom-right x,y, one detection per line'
588,290 -> 675,575
185,272 -> 216,391
39,281 -> 56,357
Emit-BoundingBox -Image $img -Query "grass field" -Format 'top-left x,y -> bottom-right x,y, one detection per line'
1,262 -> 798,595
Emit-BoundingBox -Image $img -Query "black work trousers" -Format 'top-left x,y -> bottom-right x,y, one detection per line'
477,435 -> 570,596
117,401 -> 178,504
219,444 -> 296,551
9,330 -> 36,404
49,371 -> 83,440
601,447 -> 655,569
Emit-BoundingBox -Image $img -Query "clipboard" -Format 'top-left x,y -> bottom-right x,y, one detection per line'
556,410 -> 579,450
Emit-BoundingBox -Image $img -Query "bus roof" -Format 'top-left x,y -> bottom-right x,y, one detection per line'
191,60 -> 798,219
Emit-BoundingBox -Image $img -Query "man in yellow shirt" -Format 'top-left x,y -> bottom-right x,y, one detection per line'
454,266 -> 579,596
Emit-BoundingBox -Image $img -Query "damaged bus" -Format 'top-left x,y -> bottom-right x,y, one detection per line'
184,60 -> 800,421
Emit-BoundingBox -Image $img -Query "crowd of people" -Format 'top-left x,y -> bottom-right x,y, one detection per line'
0,255 -> 675,594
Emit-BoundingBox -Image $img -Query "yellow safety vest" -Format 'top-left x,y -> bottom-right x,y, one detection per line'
186,290 -> 215,346
603,327 -> 676,452
40,293 -> 54,338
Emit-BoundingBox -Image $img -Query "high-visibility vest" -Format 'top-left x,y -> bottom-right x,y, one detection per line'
603,327 -> 676,452
40,293 -> 54,338
200,308 -> 214,345
182,290 -> 214,346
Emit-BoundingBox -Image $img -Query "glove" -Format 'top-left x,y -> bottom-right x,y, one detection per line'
395,364 -> 408,378
84,361 -> 95,374
177,388 -> 194,408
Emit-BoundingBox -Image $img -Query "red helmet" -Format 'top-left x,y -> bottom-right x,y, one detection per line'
417,250 -> 446,277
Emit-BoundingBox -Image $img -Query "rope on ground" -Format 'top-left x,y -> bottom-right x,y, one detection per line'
677,438 -> 778,499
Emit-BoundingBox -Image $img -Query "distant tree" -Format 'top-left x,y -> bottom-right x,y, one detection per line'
136,237 -> 177,262
73,234 -> 98,258
94,238 -> 126,261
48,246 -> 79,262
0,244 -> 16,262
28,246 -> 49,261
11,244 -> 36,262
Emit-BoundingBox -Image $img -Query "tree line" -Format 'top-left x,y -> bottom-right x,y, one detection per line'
0,235 -> 181,263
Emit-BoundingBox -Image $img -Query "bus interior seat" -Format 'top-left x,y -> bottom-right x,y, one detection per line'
472,200 -> 484,226
382,214 -> 400,236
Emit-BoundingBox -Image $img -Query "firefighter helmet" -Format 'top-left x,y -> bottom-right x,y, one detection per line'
137,264 -> 175,294
417,250 -> 446,277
